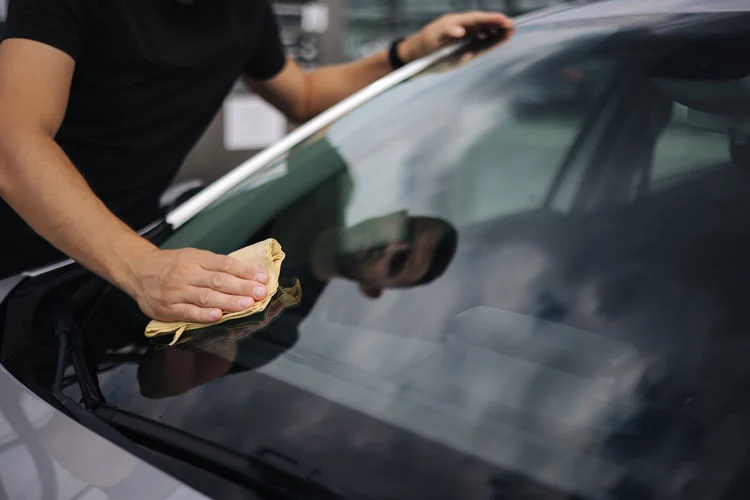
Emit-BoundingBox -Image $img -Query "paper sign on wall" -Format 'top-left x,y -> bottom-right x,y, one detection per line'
223,95 -> 286,151
301,3 -> 329,33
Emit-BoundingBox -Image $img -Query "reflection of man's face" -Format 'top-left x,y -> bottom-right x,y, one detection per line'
335,218 -> 444,297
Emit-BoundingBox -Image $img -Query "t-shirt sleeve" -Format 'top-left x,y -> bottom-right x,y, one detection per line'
3,0 -> 95,60
243,0 -> 287,80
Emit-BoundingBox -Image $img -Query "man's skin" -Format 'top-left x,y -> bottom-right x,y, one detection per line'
0,11 -> 513,324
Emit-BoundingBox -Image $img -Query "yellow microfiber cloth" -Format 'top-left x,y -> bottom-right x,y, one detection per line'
144,238 -> 286,346
148,279 -> 302,350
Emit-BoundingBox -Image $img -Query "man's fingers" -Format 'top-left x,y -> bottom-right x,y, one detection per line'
173,304 -> 224,324
499,26 -> 515,43
447,24 -> 467,38
442,11 -> 514,39
132,247 -> 275,323
452,11 -> 514,30
183,286 -> 262,314
194,271 -> 268,299
198,251 -> 269,283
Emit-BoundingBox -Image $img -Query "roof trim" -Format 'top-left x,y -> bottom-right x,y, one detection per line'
165,43 -> 463,229
165,5 -> 576,230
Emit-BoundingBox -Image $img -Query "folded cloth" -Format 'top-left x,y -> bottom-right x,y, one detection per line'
148,279 -> 302,349
144,238 -> 286,346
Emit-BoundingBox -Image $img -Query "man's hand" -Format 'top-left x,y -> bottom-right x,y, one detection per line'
398,11 -> 515,64
246,10 -> 514,124
124,248 -> 270,324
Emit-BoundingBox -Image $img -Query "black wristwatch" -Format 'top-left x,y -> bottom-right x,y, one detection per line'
388,37 -> 407,70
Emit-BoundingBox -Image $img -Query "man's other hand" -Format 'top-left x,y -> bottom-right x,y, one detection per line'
398,11 -> 515,64
124,248 -> 270,323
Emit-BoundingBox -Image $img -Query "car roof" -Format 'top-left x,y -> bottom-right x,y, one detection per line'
528,0 -> 750,26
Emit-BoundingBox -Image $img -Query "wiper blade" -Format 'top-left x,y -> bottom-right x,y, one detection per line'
52,311 -> 104,409
94,405 -> 345,500
51,277 -> 345,499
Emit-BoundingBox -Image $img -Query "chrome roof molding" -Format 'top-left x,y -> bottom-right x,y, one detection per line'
166,5 -> 578,230
165,42 -> 465,229
17,219 -> 165,279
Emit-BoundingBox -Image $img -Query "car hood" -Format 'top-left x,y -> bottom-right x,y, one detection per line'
0,365 -> 207,500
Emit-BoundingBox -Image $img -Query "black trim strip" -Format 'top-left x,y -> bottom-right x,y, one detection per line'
94,405 -> 344,500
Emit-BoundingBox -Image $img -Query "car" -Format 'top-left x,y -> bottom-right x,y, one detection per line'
4,1 -> 750,498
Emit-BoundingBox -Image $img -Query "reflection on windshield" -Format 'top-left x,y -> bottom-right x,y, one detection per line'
138,207 -> 458,398
325,26 -> 614,228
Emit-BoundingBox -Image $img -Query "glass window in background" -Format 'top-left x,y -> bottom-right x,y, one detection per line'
0,0 -> 6,37
650,103 -> 731,189
344,0 -> 593,60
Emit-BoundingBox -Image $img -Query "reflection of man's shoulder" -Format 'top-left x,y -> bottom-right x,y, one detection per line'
270,181 -> 346,252
278,257 -> 310,277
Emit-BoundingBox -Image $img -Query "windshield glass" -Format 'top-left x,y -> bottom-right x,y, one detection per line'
41,12 -> 750,500
164,24 -> 616,256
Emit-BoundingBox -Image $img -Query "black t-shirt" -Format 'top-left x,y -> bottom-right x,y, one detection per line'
0,0 -> 286,277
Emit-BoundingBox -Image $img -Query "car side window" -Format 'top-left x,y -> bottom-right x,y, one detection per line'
649,103 -> 731,190
438,58 -> 616,226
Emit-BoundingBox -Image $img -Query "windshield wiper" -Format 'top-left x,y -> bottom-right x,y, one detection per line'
53,311 -> 105,409
94,406 -> 345,500
51,289 -> 345,500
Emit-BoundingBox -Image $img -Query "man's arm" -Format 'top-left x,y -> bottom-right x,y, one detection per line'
0,39 -> 269,323
245,11 -> 514,123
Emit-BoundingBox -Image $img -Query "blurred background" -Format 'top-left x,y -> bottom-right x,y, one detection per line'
0,0 -> 594,188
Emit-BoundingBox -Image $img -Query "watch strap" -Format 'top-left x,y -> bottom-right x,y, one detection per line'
388,37 -> 407,70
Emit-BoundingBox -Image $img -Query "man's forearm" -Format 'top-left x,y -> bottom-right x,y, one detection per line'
0,129 -> 274,323
0,129 -> 156,288
302,47 -> 396,119
0,38 -> 272,324
252,12 -> 514,124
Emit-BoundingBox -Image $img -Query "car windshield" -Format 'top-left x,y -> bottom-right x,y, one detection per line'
19,10 -> 750,500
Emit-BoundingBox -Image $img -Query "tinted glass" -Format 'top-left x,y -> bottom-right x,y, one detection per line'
650,103 -> 731,187
56,13 -> 750,500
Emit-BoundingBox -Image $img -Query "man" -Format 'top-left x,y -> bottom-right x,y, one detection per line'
0,0 -> 512,325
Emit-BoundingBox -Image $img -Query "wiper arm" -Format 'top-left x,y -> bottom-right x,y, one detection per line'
94,405 -> 346,500
54,324 -> 344,499
52,311 -> 104,409
50,277 -> 345,499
